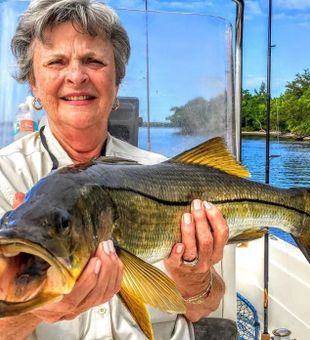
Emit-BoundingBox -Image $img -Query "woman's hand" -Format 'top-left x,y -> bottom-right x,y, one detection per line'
31,240 -> 123,323
12,192 -> 26,208
164,199 -> 229,321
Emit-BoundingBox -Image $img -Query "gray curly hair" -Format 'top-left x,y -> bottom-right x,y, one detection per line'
11,0 -> 130,86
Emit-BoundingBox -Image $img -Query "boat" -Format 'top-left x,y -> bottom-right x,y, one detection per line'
0,1 -> 309,339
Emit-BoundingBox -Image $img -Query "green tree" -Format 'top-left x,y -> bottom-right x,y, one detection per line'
285,69 -> 310,98
168,70 -> 310,137
241,82 -> 267,131
276,69 -> 310,136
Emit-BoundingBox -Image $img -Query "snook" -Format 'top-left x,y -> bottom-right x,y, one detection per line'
0,137 -> 309,339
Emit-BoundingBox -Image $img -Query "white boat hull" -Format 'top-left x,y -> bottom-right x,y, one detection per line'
236,236 -> 310,339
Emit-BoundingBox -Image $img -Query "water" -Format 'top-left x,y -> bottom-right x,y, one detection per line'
139,127 -> 310,247
3,125 -> 310,189
138,128 -> 310,190
242,136 -> 310,189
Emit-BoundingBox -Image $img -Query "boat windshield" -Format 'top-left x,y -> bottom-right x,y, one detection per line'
0,1 -> 236,158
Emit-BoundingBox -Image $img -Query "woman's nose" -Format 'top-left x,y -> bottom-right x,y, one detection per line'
65,63 -> 89,85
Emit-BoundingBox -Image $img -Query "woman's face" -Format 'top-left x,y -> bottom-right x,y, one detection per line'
30,22 -> 118,131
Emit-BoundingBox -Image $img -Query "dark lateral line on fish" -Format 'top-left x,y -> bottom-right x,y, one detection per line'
212,198 -> 310,218
109,188 -> 190,206
109,188 -> 310,217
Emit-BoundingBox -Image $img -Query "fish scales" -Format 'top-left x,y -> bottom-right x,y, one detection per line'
59,159 -> 310,250
79,160 -> 309,259
88,161 -> 304,212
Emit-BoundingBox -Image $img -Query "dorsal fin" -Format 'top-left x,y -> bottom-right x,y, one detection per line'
171,137 -> 250,178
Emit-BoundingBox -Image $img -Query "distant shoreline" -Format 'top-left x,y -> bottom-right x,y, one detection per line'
141,124 -> 310,141
242,131 -> 310,141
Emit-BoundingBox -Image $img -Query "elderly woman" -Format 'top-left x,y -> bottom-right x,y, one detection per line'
0,0 -> 229,339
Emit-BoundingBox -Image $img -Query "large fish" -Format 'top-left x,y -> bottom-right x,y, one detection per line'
0,137 -> 310,339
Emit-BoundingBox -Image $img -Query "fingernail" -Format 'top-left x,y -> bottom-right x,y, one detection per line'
95,259 -> 101,274
108,240 -> 115,253
183,213 -> 191,224
203,201 -> 212,209
176,244 -> 184,254
193,199 -> 201,210
102,241 -> 110,255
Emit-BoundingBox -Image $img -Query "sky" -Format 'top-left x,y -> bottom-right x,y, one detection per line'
243,0 -> 310,97
105,0 -> 310,98
0,0 -> 309,125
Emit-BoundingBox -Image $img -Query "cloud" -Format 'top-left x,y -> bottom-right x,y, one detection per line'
273,12 -> 310,22
245,1 -> 264,20
149,0 -> 214,12
297,21 -> 310,29
273,11 -> 310,29
275,0 -> 310,10
109,0 -> 215,12
105,0 -> 144,10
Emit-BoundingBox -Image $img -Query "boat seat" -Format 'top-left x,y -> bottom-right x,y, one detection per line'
193,318 -> 238,340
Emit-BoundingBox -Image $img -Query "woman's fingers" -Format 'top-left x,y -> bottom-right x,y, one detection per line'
164,199 -> 228,298
86,241 -> 123,304
203,202 -> 229,264
32,240 -> 123,323
181,212 -> 197,261
190,200 -> 214,265
12,192 -> 25,209
164,243 -> 184,268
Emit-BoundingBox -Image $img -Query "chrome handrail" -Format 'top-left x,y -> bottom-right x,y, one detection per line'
233,0 -> 244,161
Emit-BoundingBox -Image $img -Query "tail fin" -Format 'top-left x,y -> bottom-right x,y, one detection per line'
291,231 -> 310,264
292,188 -> 310,264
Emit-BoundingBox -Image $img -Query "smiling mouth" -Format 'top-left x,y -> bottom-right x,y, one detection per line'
62,95 -> 96,101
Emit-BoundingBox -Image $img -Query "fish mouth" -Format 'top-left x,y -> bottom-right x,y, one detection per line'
0,238 -> 75,317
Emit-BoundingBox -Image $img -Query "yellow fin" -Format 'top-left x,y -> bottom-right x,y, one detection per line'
236,242 -> 249,248
117,247 -> 185,338
118,288 -> 154,340
118,248 -> 186,313
229,228 -> 267,244
172,137 -> 250,178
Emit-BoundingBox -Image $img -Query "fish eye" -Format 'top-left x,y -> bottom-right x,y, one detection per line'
50,210 -> 71,236
58,215 -> 71,235
60,215 -> 69,228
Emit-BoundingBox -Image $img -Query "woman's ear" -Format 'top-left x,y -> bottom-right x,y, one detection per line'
29,79 -> 37,99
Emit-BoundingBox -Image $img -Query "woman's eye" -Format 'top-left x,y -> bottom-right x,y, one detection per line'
86,58 -> 103,64
49,60 -> 64,65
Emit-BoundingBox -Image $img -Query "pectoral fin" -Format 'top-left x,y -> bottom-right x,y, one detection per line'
118,288 -> 154,340
117,247 -> 186,339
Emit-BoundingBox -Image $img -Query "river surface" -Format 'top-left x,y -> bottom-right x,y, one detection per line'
3,124 -> 310,187
139,127 -> 310,189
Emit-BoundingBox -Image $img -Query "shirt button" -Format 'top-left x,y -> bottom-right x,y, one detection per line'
98,307 -> 107,315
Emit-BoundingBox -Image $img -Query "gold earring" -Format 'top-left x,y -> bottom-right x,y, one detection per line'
112,98 -> 120,111
32,97 -> 43,111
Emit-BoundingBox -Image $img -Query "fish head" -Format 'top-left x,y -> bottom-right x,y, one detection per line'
0,171 -> 113,316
